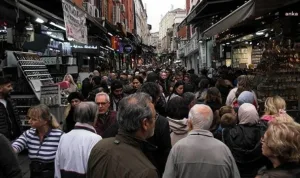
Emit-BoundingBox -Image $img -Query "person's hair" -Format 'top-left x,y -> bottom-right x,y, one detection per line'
64,74 -> 76,86
264,96 -> 286,115
110,80 -> 123,92
220,113 -> 237,128
265,122 -> 300,163
271,113 -> 294,124
95,92 -> 110,103
188,104 -> 213,130
205,87 -> 222,104
138,82 -> 160,104
219,106 -> 234,117
166,96 -> 189,119
146,72 -> 159,83
0,77 -> 11,86
183,83 -> 195,93
172,80 -> 185,95
117,93 -> 153,133
67,92 -> 84,103
92,76 -> 102,85
28,104 -> 60,129
132,75 -> 144,85
200,69 -> 208,76
183,92 -> 196,106
215,78 -> 227,88
75,102 -> 98,124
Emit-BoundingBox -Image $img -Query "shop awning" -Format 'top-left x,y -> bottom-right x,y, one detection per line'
177,0 -> 236,31
201,0 -> 254,38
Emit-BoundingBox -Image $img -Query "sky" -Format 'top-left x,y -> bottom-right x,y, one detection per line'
143,0 -> 186,33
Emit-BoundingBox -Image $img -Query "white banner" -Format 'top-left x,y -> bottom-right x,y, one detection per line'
62,0 -> 88,44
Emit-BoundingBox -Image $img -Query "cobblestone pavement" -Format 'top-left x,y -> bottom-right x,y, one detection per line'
18,152 -> 30,178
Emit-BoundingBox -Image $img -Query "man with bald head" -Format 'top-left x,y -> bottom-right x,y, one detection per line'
163,104 -> 240,178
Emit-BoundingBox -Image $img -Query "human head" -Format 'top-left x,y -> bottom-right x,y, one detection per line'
111,80 -> 123,98
166,96 -> 189,119
264,96 -> 286,115
206,87 -> 222,104
173,80 -> 185,96
0,77 -> 13,98
146,72 -> 159,83
138,82 -> 161,105
219,105 -> 235,117
198,79 -> 210,91
200,69 -> 208,76
188,104 -> 213,130
237,91 -> 255,106
74,102 -> 98,124
64,74 -> 76,85
110,72 -> 117,80
262,122 -> 300,163
95,92 -> 110,114
238,103 -> 259,125
117,93 -> 156,139
67,92 -> 84,108
27,104 -> 60,129
160,71 -> 167,80
93,70 -> 100,76
92,76 -> 102,87
102,76 -> 108,82
132,75 -> 144,90
221,113 -> 237,128
183,92 -> 196,110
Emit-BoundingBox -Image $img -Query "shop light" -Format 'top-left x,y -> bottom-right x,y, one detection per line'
108,32 -> 113,36
199,40 -> 203,43
35,18 -> 45,24
50,22 -> 66,31
250,42 -> 252,45
245,41 -> 249,44
106,46 -> 114,51
256,31 -> 264,36
226,42 -> 230,45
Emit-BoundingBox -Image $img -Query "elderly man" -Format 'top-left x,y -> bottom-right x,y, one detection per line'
163,104 -> 240,178
55,102 -> 102,178
94,92 -> 117,136
87,93 -> 158,178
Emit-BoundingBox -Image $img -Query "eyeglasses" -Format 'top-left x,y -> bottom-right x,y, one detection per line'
96,102 -> 108,106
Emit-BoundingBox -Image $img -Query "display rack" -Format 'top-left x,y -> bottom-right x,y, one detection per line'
13,52 -> 54,99
251,47 -> 263,67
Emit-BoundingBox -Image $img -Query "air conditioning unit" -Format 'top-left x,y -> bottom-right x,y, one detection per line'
93,6 -> 100,18
120,4 -> 125,13
113,0 -> 121,3
83,2 -> 93,16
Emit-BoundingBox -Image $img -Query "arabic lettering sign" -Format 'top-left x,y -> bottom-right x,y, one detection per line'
62,0 -> 88,44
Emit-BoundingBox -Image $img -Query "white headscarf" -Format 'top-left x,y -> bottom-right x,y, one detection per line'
238,103 -> 259,125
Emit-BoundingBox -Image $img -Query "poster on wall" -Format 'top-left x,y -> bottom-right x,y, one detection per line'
62,0 -> 88,44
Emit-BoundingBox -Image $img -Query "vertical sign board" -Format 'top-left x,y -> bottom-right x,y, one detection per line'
62,0 -> 88,44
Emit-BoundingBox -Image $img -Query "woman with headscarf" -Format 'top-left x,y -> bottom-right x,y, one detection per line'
222,103 -> 268,178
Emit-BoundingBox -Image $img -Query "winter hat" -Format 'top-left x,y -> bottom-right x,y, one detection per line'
67,92 -> 84,103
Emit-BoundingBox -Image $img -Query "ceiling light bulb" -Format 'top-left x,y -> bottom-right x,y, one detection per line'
35,18 -> 44,24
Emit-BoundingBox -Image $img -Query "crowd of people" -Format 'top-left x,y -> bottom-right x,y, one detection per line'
0,66 -> 300,178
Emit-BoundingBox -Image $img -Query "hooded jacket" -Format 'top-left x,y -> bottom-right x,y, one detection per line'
223,103 -> 268,178
167,117 -> 189,146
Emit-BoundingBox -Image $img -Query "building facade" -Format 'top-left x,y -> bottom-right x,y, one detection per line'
149,32 -> 159,53
133,0 -> 150,45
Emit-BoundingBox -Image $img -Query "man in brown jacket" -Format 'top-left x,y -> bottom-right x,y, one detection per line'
87,93 -> 158,178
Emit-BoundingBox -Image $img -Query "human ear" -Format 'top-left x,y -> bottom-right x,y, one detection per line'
141,118 -> 149,131
187,119 -> 193,131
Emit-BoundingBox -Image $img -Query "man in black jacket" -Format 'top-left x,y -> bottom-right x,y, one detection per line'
0,133 -> 22,178
103,82 -> 172,177
0,77 -> 22,140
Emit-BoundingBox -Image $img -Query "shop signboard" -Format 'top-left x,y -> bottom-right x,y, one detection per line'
62,0 -> 88,44
123,44 -> 133,54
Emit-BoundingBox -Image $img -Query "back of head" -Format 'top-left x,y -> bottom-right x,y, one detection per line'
67,92 -> 84,103
237,91 -> 255,106
166,96 -> 189,119
221,113 -> 237,128
92,76 -> 102,86
264,96 -> 286,115
74,102 -> 98,124
117,93 -> 153,133
183,92 -> 196,106
219,106 -> 234,117
110,80 -> 123,92
146,72 -> 159,83
238,103 -> 259,125
188,104 -> 213,130
138,82 -> 160,103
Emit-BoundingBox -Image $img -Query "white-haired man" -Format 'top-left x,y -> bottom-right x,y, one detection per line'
163,104 -> 240,178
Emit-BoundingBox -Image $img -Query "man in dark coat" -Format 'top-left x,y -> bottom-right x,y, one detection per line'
103,82 -> 172,177
87,93 -> 158,178
0,133 -> 22,178
0,77 -> 22,140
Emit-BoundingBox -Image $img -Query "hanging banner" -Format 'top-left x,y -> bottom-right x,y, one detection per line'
62,0 -> 88,44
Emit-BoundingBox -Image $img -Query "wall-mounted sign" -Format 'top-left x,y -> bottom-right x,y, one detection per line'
123,44 -> 133,54
62,0 -> 88,44
71,45 -> 98,49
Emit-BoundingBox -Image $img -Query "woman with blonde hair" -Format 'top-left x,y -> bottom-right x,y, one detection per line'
261,96 -> 287,123
63,74 -> 78,94
12,104 -> 63,178
256,122 -> 300,178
